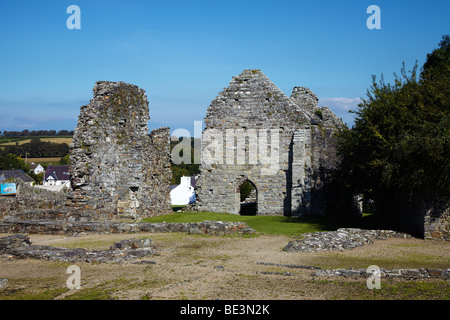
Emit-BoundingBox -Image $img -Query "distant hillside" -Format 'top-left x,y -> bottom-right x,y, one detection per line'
0,137 -> 71,158
0,137 -> 73,146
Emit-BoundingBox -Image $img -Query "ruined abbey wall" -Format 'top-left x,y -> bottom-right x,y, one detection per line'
194,69 -> 345,216
68,81 -> 172,219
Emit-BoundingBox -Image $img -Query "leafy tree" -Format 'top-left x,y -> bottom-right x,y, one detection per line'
30,137 -> 42,144
2,129 -> 74,137
239,181 -> 255,202
335,35 -> 450,222
57,130 -> 70,136
170,166 -> 190,185
58,154 -> 70,165
0,153 -> 29,171
0,140 -> 69,158
29,171 -> 44,184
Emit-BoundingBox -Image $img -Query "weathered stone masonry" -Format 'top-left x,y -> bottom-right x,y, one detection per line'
1,76 -> 447,241
67,81 -> 172,219
194,69 -> 346,216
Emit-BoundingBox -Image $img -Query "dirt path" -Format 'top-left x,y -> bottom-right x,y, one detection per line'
0,232 -> 449,300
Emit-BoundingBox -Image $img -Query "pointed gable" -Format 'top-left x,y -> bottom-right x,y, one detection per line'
205,69 -> 309,130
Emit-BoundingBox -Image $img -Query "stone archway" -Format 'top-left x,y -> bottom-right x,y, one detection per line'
235,179 -> 258,215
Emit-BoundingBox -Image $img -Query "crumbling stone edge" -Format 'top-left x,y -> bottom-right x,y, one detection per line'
0,221 -> 256,265
283,228 -> 413,253
257,262 -> 450,279
312,267 -> 450,279
0,220 -> 257,236
0,234 -> 157,264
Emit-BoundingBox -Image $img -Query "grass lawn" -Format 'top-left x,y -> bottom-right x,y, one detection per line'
141,207 -> 367,236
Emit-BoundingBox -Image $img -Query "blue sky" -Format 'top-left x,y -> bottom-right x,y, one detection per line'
0,0 -> 448,136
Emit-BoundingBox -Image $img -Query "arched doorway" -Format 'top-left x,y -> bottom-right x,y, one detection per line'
235,179 -> 258,215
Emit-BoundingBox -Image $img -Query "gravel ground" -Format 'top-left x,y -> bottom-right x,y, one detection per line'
0,232 -> 449,300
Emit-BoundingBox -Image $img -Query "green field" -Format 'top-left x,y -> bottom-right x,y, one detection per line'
0,136 -> 72,165
0,137 -> 73,146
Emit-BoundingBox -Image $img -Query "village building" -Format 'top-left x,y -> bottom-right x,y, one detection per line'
43,165 -> 71,188
29,163 -> 45,175
0,170 -> 35,187
170,176 -> 197,206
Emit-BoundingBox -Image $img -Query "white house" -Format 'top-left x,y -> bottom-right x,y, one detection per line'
43,165 -> 71,188
29,163 -> 45,175
170,176 -> 196,206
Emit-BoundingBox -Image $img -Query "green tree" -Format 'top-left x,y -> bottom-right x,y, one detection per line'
170,166 -> 190,185
29,171 -> 44,185
58,154 -> 70,165
335,35 -> 450,226
239,181 -> 255,202
30,137 -> 42,144
0,153 -> 29,171
0,140 -> 69,158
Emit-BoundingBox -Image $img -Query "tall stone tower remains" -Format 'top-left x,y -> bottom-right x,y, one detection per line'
194,69 -> 347,216
68,81 -> 172,219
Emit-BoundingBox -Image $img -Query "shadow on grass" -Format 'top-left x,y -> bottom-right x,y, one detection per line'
286,213 -> 392,231
171,205 -> 186,212
149,207 -> 390,236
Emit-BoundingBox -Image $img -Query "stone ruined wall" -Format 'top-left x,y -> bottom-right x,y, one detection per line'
142,127 -> 173,216
194,69 -> 345,216
0,220 -> 256,236
194,69 -> 307,215
424,200 -> 449,240
290,87 -> 346,216
67,81 -> 172,219
0,197 -> 64,220
377,196 -> 449,240
0,182 -> 69,221
16,182 -> 67,202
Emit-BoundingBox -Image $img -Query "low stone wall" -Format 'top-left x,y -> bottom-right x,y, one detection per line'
255,262 -> 449,279
0,197 -> 67,219
0,208 -> 113,223
0,220 -> 256,236
0,196 -> 119,222
0,234 -> 156,264
283,228 -> 411,253
0,234 -> 32,250
16,183 -> 67,202
313,267 -> 450,279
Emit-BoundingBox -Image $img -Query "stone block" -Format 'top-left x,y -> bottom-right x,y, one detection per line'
0,279 -> 8,291
427,269 -> 445,277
